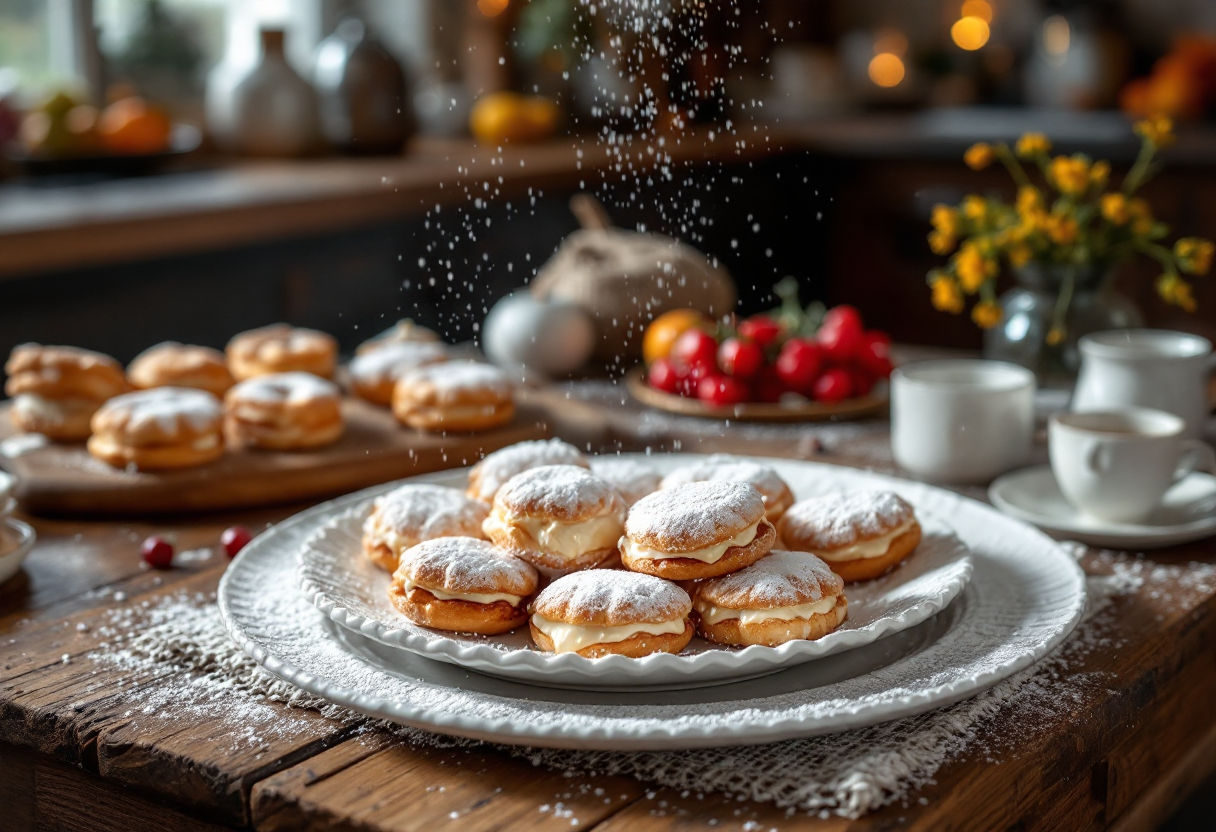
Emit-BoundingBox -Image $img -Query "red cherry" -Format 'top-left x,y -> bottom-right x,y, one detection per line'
821,304 -> 864,334
697,374 -> 750,406
648,357 -> 683,394
736,315 -> 782,349
856,331 -> 893,379
717,337 -> 763,379
774,338 -> 824,394
221,525 -> 253,558
670,328 -> 719,371
752,365 -> 787,403
812,368 -> 854,403
140,536 -> 174,570
816,305 -> 865,363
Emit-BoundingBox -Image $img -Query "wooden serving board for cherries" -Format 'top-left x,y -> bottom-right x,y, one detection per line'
0,397 -> 549,517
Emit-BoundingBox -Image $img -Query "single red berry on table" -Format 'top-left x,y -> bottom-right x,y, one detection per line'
697,374 -> 750,406
717,337 -> 763,379
774,338 -> 824,394
140,536 -> 174,570
813,367 -> 854,403
736,315 -> 782,349
855,330 -> 893,379
669,328 -> 719,371
221,525 -> 253,558
647,357 -> 683,394
752,364 -> 787,403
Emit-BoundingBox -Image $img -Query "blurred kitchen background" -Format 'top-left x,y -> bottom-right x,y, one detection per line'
1,0 -> 1214,364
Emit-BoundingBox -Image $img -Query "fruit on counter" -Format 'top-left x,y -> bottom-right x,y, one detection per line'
640,280 -> 894,408
643,308 -> 709,366
18,92 -> 172,157
469,92 -> 559,145
98,96 -> 172,155
221,525 -> 253,558
141,535 -> 174,569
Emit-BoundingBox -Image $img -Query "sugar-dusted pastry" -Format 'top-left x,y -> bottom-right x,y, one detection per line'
778,491 -> 922,582
356,318 -> 441,355
483,464 -> 626,578
389,537 -> 538,635
466,438 -> 589,504
363,483 -> 490,572
392,360 -> 514,433
4,344 -> 128,441
226,324 -> 337,381
621,481 -> 776,581
347,340 -> 449,406
660,454 -> 794,522
87,387 -> 225,471
127,342 -> 235,399
224,372 -> 343,450
590,456 -> 661,507
693,550 -> 847,647
528,569 -> 693,658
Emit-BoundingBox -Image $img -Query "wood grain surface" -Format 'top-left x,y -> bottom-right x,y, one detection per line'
0,398 -> 548,517
2,387 -> 1215,832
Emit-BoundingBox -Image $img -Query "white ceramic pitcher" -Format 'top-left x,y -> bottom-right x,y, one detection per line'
1072,330 -> 1213,439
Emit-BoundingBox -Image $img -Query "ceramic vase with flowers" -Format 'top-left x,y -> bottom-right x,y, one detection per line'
925,116 -> 1214,383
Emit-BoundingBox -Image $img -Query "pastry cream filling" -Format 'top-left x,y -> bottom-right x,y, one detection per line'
621,519 -> 760,564
402,579 -> 523,607
192,434 -> 220,451
695,595 -> 839,626
809,519 -> 915,562
484,509 -> 622,561
13,393 -> 72,420
413,404 -> 505,421
531,614 -> 686,653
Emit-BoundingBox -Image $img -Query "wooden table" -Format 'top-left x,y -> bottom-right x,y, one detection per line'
3,387 -> 1216,832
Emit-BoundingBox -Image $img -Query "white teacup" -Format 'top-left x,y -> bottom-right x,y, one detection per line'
892,360 -> 1036,483
1049,408 -> 1216,523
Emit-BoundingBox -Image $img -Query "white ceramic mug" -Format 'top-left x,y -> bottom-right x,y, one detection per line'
1073,329 -> 1213,439
1049,408 -> 1216,523
892,360 -> 1036,483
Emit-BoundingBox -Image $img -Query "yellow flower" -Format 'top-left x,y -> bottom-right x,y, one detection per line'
971,300 -> 1003,329
1135,115 -> 1175,148
1007,243 -> 1033,267
930,274 -> 965,314
955,242 -> 997,292
1090,161 -> 1110,189
931,204 -> 962,237
929,230 -> 956,255
1101,193 -> 1130,226
1157,274 -> 1197,312
1015,132 -> 1051,157
1048,155 -> 1091,196
1128,198 -> 1154,235
1175,238 -> 1214,275
1016,186 -> 1043,215
964,142 -> 995,170
1046,212 -> 1080,245
1046,327 -> 1065,346
962,195 -> 988,222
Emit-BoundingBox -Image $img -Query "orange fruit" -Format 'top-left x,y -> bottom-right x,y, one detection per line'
98,97 -> 171,155
643,309 -> 710,366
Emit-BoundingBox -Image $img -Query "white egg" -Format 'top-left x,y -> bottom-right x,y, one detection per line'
482,294 -> 596,375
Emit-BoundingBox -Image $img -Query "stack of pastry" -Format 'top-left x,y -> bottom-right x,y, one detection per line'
4,345 -> 128,441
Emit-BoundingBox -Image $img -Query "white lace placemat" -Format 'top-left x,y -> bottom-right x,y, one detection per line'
83,549 -> 1215,819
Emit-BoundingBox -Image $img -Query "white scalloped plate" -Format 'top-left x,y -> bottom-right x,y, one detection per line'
219,456 -> 1087,750
297,497 -> 973,690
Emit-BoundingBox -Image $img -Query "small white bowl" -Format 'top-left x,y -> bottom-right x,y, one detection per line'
0,516 -> 35,586
0,470 -> 14,516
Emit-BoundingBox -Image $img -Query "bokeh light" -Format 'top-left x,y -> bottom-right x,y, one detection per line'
477,0 -> 509,17
869,53 -> 907,88
1043,15 -> 1070,56
951,16 -> 991,51
960,0 -> 993,24
874,28 -> 909,57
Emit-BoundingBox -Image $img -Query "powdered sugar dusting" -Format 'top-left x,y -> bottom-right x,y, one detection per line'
591,457 -> 662,506
660,455 -> 789,505
780,492 -> 914,550
698,550 -> 843,609
495,465 -> 621,521
348,341 -> 449,385
365,484 -> 488,545
533,569 -> 691,625
627,482 -> 765,551
399,361 -> 512,401
469,439 -> 589,502
94,387 -> 222,434
228,372 -> 339,404
401,537 -> 537,596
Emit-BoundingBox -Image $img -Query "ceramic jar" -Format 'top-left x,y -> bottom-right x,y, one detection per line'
226,28 -> 322,157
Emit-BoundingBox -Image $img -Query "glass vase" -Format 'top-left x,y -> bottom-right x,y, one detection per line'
983,263 -> 1143,386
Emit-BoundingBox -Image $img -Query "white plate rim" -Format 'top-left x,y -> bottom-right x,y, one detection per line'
219,455 -> 1088,749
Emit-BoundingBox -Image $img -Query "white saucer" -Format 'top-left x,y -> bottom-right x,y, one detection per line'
989,465 -> 1216,549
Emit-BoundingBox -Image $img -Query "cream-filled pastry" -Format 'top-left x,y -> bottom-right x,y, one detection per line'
660,454 -> 794,522
621,481 -> 776,581
347,340 -> 448,406
777,491 -> 922,582
362,483 -> 490,572
4,344 -> 128,441
483,464 -> 625,578
693,550 -> 847,646
87,387 -> 225,471
127,342 -> 235,399
226,324 -> 337,381
389,537 -> 538,635
224,372 -> 343,450
590,456 -> 661,506
466,438 -> 589,504
529,569 -> 693,658
392,361 -> 514,433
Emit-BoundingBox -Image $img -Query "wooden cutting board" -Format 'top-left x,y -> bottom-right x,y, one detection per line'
0,397 -> 550,517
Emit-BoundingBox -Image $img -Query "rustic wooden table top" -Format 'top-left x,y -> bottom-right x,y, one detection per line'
3,385 -> 1215,832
